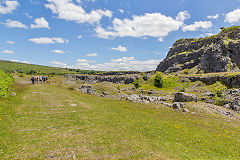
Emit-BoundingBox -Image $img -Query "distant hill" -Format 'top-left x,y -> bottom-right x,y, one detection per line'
156,26 -> 240,74
0,60 -> 87,75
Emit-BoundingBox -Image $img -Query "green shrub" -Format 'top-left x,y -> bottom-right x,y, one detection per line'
210,81 -> 227,97
182,69 -> 190,75
133,79 -> 141,89
214,97 -> 228,106
154,72 -> 164,88
0,70 -> 14,101
68,86 -> 75,90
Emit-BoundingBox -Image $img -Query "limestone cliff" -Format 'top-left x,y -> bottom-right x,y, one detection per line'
156,26 -> 240,73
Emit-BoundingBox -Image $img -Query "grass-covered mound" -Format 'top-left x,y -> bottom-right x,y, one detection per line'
0,70 -> 14,101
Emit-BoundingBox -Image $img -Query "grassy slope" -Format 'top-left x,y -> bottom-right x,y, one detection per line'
0,79 -> 240,159
0,60 -> 75,75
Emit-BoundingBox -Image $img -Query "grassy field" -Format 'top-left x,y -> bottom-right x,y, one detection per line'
0,77 -> 240,159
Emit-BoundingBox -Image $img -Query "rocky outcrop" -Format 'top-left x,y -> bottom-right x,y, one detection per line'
174,92 -> 198,102
156,26 -> 240,73
65,74 -> 137,84
183,74 -> 240,88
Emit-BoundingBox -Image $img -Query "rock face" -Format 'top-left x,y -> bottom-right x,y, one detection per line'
65,74 -> 137,84
183,74 -> 240,88
156,26 -> 240,73
174,92 -> 198,102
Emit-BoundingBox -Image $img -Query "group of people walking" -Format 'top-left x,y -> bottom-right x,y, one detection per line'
31,76 -> 48,84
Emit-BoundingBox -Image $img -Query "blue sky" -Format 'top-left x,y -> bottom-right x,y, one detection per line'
0,0 -> 240,71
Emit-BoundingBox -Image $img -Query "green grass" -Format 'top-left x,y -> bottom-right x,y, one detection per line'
0,60 -> 77,75
0,78 -> 240,159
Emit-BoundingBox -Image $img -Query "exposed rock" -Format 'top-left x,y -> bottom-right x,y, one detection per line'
65,74 -> 136,84
182,108 -> 190,113
172,102 -> 184,110
174,92 -> 198,102
224,104 -> 231,109
11,92 -> 16,96
156,26 -> 240,74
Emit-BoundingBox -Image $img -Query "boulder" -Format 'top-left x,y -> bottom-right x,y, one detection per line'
172,102 -> 184,110
174,92 -> 198,102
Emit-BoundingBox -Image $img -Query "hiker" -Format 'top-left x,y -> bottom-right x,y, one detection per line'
40,76 -> 43,84
31,76 -> 35,84
36,76 -> 40,84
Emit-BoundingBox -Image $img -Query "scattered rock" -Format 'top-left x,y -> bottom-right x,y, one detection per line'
70,104 -> 77,107
182,108 -> 190,113
172,102 -> 184,110
174,92 -> 198,102
224,104 -> 231,109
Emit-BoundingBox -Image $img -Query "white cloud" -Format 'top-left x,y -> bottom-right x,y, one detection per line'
31,17 -> 50,29
95,11 -> 186,40
45,0 -> 112,24
77,35 -> 82,39
21,61 -> 30,64
225,9 -> 240,23
10,59 -> 30,64
1,50 -> 14,54
86,53 -> 98,57
0,0 -> 19,14
77,58 -> 95,63
176,10 -> 190,22
182,21 -> 213,32
111,45 -> 127,52
29,37 -> 68,44
200,33 -> 215,37
10,59 -> 19,62
2,19 -> 27,29
6,40 -> 15,44
52,50 -> 65,54
70,56 -> 161,71
25,13 -> 33,19
50,60 -> 67,67
118,9 -> 124,13
207,14 -> 219,19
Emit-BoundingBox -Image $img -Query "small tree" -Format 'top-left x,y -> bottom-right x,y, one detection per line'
154,72 -> 164,88
133,79 -> 141,89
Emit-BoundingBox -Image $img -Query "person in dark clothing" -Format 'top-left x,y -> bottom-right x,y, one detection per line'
31,76 -> 36,84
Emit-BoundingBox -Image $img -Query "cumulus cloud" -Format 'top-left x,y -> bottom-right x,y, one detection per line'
1,50 -> 14,54
50,60 -> 67,67
45,0 -> 112,24
69,57 -> 161,71
52,50 -> 65,54
31,17 -> 50,29
225,9 -> 240,23
95,11 -> 187,40
111,45 -> 127,52
182,21 -> 213,32
2,19 -> 27,29
0,0 -> 19,14
86,53 -> 98,57
29,37 -> 68,44
176,10 -> 190,21
6,40 -> 15,44
207,14 -> 219,19
77,35 -> 82,39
